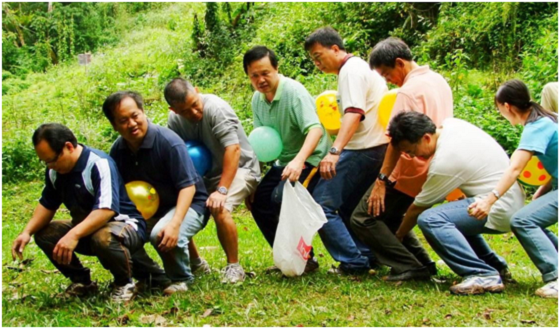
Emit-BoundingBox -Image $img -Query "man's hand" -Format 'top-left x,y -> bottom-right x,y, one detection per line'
53,233 -> 79,265
157,222 -> 180,252
12,232 -> 32,261
368,180 -> 387,216
207,191 -> 227,213
319,154 -> 340,180
282,159 -> 305,182
245,192 -> 255,211
467,199 -> 492,220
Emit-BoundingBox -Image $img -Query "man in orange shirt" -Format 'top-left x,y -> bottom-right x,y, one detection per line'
350,37 -> 453,281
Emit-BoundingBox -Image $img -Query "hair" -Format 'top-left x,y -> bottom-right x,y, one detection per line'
164,78 -> 196,107
102,91 -> 144,124
243,46 -> 278,74
495,79 -> 557,125
304,26 -> 345,52
368,37 -> 413,69
32,123 -> 78,153
388,111 -> 437,147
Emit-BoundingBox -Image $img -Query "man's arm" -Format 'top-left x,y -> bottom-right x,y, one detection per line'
12,204 -> 56,261
282,126 -> 323,182
207,144 -> 241,211
369,143 -> 401,216
53,208 -> 115,265
395,203 -> 430,241
158,185 -> 196,252
319,112 -> 361,179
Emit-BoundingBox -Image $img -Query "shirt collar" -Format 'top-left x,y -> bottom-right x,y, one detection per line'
403,65 -> 430,85
71,144 -> 90,173
259,74 -> 286,103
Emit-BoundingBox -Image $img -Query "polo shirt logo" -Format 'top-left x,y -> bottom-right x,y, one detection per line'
75,184 -> 81,189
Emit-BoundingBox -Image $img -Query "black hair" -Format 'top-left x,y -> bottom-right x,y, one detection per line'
102,91 -> 144,124
304,26 -> 345,52
164,78 -> 195,107
242,46 -> 278,74
369,37 -> 413,69
495,79 -> 557,124
388,111 -> 436,147
32,123 -> 78,153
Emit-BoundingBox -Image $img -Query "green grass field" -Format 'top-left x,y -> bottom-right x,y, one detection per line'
2,181 -> 558,327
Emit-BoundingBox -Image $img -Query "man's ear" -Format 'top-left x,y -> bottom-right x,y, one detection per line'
395,58 -> 406,68
65,141 -> 75,152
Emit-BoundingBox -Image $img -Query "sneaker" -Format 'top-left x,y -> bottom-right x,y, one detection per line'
450,275 -> 505,295
384,267 -> 431,282
498,267 -> 517,284
221,263 -> 246,284
162,281 -> 188,296
64,281 -> 98,298
304,257 -> 319,274
191,258 -> 211,276
535,280 -> 558,299
110,282 -> 136,302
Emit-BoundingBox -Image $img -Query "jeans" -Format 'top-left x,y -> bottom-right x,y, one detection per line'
251,163 -> 320,252
510,189 -> 558,283
351,183 -> 433,274
313,144 -> 387,272
417,198 -> 508,277
35,220 -> 143,286
131,207 -> 207,283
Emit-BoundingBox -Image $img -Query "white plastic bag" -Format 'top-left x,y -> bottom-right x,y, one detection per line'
273,181 -> 328,277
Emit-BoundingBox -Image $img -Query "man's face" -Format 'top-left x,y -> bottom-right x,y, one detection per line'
35,140 -> 74,174
247,56 -> 280,95
375,60 -> 407,87
111,96 -> 148,145
308,43 -> 340,74
397,135 -> 434,161
170,90 -> 204,123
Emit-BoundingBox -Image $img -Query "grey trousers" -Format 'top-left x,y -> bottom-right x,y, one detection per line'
350,183 -> 433,274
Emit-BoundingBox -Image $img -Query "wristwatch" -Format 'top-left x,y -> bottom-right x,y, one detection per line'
377,172 -> 391,185
329,146 -> 340,155
217,186 -> 228,195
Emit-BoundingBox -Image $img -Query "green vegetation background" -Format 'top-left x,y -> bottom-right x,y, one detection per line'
2,2 -> 558,327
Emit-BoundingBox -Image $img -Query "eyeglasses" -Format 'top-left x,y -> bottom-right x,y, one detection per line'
41,152 -> 61,166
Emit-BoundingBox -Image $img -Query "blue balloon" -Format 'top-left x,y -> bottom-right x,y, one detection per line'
185,141 -> 212,176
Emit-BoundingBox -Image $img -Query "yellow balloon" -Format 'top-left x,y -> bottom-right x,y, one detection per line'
378,89 -> 399,129
125,181 -> 160,220
316,90 -> 341,135
518,156 -> 551,186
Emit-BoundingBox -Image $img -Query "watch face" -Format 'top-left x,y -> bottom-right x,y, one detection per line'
218,186 -> 228,195
330,147 -> 338,154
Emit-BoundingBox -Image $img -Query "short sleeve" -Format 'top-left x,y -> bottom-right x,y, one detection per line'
165,144 -> 199,190
39,169 -> 62,211
414,172 -> 465,207
91,158 -> 120,213
290,85 -> 321,135
518,120 -> 555,155
210,106 -> 240,148
338,67 -> 368,113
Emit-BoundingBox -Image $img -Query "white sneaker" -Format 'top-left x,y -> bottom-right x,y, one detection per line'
536,280 -> 558,299
450,275 -> 505,295
221,263 -> 245,284
110,282 -> 136,302
163,281 -> 188,296
191,258 -> 212,276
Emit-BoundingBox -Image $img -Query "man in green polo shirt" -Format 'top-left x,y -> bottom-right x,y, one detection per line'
243,46 -> 331,273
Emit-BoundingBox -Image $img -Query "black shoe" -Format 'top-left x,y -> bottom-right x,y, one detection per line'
304,257 -> 319,274
499,267 -> 517,284
384,267 -> 431,281
327,264 -> 372,276
136,274 -> 172,293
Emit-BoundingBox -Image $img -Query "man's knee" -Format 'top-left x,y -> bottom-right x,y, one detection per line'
509,213 -> 528,231
90,226 -> 114,252
34,221 -> 70,247
211,208 -> 232,226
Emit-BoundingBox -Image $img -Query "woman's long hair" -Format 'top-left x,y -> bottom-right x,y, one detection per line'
495,79 -> 557,125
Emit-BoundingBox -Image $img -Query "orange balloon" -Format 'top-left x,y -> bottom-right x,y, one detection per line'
446,188 -> 466,202
378,89 -> 399,129
125,181 -> 159,220
316,90 -> 341,135
518,156 -> 551,186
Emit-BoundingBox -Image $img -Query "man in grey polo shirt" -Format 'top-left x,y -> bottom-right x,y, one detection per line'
164,78 -> 260,284
243,46 -> 331,273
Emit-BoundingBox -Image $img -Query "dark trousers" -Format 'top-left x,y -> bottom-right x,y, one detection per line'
350,183 -> 433,274
34,220 -> 143,286
251,163 -> 319,254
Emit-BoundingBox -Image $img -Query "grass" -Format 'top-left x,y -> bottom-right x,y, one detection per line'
2,181 -> 558,327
